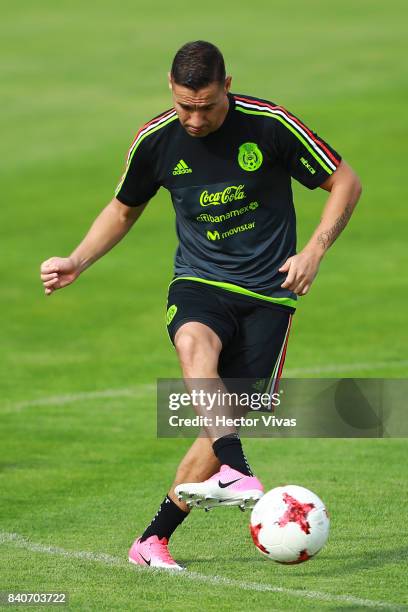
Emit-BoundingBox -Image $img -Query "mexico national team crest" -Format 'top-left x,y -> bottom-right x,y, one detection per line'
238,142 -> 263,172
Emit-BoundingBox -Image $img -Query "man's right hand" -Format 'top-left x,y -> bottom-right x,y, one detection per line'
40,256 -> 80,296
39,199 -> 148,296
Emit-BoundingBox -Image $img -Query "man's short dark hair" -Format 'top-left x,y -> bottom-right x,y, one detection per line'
171,41 -> 226,91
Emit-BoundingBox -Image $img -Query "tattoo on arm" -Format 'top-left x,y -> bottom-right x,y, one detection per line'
317,204 -> 353,250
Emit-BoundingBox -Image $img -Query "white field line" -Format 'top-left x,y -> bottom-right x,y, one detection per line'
3,359 -> 407,412
5,385 -> 155,412
0,532 -> 122,566
0,532 -> 404,610
285,360 -> 408,376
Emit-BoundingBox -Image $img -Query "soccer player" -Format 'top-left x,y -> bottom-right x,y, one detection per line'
40,41 -> 362,570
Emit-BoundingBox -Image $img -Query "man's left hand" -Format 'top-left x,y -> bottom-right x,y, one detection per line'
279,250 -> 322,296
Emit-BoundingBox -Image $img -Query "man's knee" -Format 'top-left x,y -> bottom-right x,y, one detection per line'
174,323 -> 221,371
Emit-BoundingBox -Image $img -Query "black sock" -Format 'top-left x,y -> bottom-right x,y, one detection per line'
140,496 -> 188,542
212,433 -> 253,476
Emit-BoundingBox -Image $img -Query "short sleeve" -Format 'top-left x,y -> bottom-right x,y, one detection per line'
115,135 -> 159,206
274,107 -> 342,189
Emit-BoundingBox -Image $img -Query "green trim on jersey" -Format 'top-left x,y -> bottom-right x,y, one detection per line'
235,106 -> 333,175
115,113 -> 178,196
170,276 -> 297,309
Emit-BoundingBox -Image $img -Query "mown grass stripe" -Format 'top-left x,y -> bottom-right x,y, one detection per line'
0,532 -> 403,610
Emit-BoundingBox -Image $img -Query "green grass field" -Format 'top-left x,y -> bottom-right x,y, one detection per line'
1,0 -> 407,609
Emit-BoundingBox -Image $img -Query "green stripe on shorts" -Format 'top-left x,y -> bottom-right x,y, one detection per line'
170,277 -> 297,309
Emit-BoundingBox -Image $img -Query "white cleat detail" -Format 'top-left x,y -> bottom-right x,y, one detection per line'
175,465 -> 264,511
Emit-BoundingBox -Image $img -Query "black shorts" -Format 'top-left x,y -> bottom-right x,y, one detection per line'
166,279 -> 294,394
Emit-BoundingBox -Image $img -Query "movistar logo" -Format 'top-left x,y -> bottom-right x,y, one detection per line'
300,157 -> 316,174
206,223 -> 255,241
200,185 -> 246,207
173,159 -> 192,175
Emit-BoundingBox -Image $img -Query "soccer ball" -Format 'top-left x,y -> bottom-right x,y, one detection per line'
250,485 -> 329,564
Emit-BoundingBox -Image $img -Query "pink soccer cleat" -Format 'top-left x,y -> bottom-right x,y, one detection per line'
175,465 -> 264,512
128,535 -> 184,570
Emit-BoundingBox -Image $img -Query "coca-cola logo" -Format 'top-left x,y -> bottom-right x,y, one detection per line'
199,185 -> 246,207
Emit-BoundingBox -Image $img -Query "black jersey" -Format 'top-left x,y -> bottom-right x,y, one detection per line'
115,93 -> 341,309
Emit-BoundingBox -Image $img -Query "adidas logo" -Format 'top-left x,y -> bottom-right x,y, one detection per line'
173,159 -> 192,175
